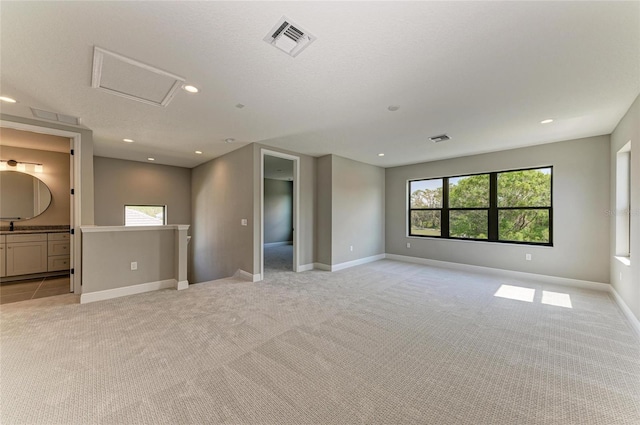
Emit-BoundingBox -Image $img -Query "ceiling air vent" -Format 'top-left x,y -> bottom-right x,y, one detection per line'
31,108 -> 81,125
263,16 -> 316,57
429,134 -> 450,143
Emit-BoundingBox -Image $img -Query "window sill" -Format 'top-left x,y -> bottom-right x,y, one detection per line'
406,235 -> 553,248
615,256 -> 631,266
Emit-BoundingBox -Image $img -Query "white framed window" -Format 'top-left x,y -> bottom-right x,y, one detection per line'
124,205 -> 166,226
615,142 -> 631,257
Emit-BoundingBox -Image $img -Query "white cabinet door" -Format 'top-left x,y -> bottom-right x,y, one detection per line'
6,241 -> 48,276
48,256 -> 70,272
48,240 -> 70,256
0,244 -> 6,277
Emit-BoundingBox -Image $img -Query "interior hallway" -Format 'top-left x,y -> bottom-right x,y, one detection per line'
263,243 -> 293,275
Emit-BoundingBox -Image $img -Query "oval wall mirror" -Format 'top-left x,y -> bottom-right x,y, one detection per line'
0,171 -> 52,221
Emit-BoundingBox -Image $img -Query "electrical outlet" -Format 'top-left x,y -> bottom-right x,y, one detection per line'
131,261 -> 138,271
406,242 -> 411,248
350,245 -> 354,252
525,254 -> 532,261
241,219 -> 247,226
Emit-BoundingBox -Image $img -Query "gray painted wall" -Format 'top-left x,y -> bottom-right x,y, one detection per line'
0,146 -> 70,226
386,136 -> 611,283
316,155 -> 332,265
331,155 -> 385,264
82,229 -> 175,292
191,144 -> 255,282
610,94 -> 639,321
315,154 -> 385,266
264,178 -> 293,244
93,156 -> 191,226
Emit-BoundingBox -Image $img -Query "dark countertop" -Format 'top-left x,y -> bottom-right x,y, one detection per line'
0,226 -> 70,235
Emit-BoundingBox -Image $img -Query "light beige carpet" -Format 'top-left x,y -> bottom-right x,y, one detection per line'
1,259 -> 639,424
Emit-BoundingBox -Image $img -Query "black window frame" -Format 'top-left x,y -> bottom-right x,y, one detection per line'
408,166 -> 553,246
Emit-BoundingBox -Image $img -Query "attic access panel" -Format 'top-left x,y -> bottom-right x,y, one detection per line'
91,47 -> 185,107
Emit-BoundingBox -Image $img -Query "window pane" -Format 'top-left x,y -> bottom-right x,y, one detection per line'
125,205 -> 165,226
410,210 -> 441,236
499,209 -> 549,243
498,168 -> 551,207
410,179 -> 443,208
449,174 -> 490,208
450,210 -> 488,239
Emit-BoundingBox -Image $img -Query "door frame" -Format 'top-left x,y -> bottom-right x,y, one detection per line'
1,120 -> 82,294
260,149 -> 300,280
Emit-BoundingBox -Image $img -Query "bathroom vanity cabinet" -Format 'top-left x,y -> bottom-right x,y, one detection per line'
1,232 -> 70,277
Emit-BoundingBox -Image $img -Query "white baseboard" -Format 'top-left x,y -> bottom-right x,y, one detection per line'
176,280 -> 189,290
264,241 -> 292,247
385,254 -> 610,291
609,286 -> 640,338
80,279 -> 176,304
298,263 -> 314,272
314,262 -> 331,271
236,269 -> 261,282
313,254 -> 386,272
331,254 -> 386,272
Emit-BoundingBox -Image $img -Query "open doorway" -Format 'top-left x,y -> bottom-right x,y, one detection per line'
0,127 -> 74,303
1,120 -> 82,298
261,149 -> 300,279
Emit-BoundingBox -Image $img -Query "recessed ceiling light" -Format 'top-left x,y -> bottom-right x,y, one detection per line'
123,138 -> 134,143
147,157 -> 155,161
183,85 -> 199,93
225,138 -> 235,144
378,153 -> 385,157
387,105 -> 400,112
195,150 -> 203,154
235,103 -> 245,109
0,96 -> 17,103
540,119 -> 554,124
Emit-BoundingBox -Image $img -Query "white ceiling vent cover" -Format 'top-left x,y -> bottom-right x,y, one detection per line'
429,134 -> 451,143
263,16 -> 316,57
91,46 -> 185,107
31,108 -> 81,125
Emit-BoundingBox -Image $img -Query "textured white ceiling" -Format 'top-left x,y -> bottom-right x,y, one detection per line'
1,2 -> 638,168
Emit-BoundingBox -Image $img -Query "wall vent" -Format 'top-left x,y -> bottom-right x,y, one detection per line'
91,46 -> 185,107
31,108 -> 81,125
263,16 -> 316,57
429,134 -> 451,143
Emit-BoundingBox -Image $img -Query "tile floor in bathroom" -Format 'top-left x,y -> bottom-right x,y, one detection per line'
0,275 -> 71,304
